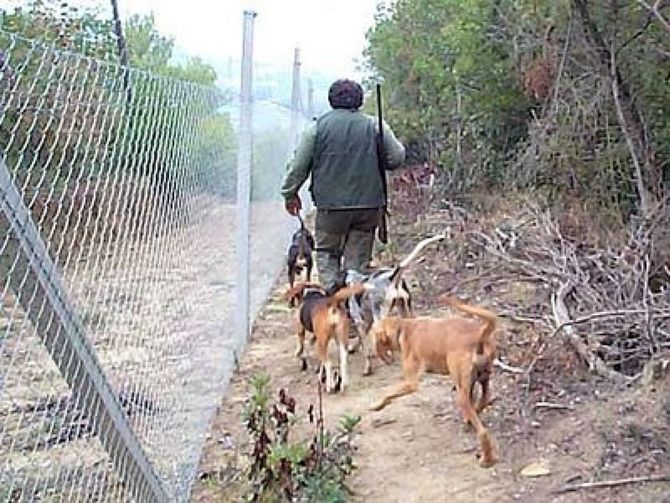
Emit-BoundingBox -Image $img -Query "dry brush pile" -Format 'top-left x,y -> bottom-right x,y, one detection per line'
389,168 -> 670,386
441,197 -> 669,385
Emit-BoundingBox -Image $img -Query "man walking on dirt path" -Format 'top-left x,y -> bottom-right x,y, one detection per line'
280,79 -> 405,286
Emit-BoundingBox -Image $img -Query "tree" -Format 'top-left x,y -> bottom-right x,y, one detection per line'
0,1 -> 236,210
124,13 -> 173,72
364,0 -> 531,186
364,0 -> 669,217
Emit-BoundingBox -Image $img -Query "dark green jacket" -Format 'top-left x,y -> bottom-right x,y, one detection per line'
280,109 -> 405,209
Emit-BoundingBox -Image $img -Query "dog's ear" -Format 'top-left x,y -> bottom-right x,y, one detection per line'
372,320 -> 392,364
393,320 -> 404,345
285,283 -> 307,304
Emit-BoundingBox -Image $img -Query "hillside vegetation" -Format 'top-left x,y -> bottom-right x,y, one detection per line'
364,0 -> 668,219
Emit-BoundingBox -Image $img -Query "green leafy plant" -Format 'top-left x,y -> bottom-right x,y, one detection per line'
363,0 -> 670,219
242,373 -> 360,502
0,1 -> 237,252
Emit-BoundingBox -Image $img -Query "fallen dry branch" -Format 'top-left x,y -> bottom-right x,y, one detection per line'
548,308 -> 670,339
494,358 -> 525,374
439,198 -> 670,382
551,282 -> 632,384
534,401 -> 575,411
635,0 -> 670,35
552,473 -> 670,494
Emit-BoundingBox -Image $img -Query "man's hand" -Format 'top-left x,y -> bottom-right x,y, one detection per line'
284,195 -> 302,216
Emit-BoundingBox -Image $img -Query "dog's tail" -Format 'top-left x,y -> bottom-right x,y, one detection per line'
294,213 -> 315,252
328,283 -> 371,307
389,234 -> 446,285
442,295 -> 497,353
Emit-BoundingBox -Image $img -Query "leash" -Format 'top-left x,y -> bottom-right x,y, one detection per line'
296,212 -> 306,231
294,212 -> 309,259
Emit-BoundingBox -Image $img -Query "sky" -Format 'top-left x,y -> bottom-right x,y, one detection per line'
114,0 -> 382,79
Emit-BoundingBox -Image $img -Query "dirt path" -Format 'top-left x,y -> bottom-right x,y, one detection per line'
192,277 -> 520,502
192,206 -> 670,503
192,276 -> 670,503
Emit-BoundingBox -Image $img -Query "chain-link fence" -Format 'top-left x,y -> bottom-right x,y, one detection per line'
0,10 -> 308,501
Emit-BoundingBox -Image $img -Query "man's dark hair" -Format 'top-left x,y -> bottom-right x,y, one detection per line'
328,79 -> 364,110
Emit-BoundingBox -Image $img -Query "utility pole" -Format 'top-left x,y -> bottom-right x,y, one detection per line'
110,0 -> 131,101
289,48 -> 313,212
236,10 -> 256,343
307,78 -> 314,119
290,47 -> 302,149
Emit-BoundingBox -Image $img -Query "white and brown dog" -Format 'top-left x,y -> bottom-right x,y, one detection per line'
327,234 -> 446,375
370,295 -> 499,467
285,281 -> 373,393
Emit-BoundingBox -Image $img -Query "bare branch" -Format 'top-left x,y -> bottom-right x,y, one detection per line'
494,359 -> 525,374
635,0 -> 670,35
549,308 -> 670,339
610,41 -> 652,216
553,473 -> 670,494
552,285 -> 634,383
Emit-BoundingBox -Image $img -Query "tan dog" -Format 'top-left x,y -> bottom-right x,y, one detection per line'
369,295 -> 498,467
286,282 -> 371,393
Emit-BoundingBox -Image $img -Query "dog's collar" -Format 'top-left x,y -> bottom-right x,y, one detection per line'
304,287 -> 325,296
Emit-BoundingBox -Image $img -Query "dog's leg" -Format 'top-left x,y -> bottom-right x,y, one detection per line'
454,380 -> 496,468
364,314 -> 392,374
294,318 -> 308,371
306,261 -> 312,283
288,268 -> 295,290
346,315 -> 364,354
316,338 -> 336,393
346,301 -> 365,355
475,378 -> 496,413
370,379 -> 419,411
401,299 -> 413,318
295,324 -> 305,358
406,296 -> 415,317
337,318 -> 349,391
324,359 -> 334,393
362,327 -> 375,376
370,361 -> 422,411
339,342 -> 349,391
349,316 -> 372,374
347,333 -> 363,354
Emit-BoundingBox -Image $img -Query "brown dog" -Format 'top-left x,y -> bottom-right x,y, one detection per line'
286,281 -> 371,393
369,295 -> 498,467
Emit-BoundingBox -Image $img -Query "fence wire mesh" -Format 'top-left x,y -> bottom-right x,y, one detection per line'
0,24 -> 301,501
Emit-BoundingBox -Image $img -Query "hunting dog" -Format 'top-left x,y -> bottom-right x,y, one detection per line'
369,295 -> 498,468
286,215 -> 315,292
285,281 -> 372,393
328,234 -> 445,375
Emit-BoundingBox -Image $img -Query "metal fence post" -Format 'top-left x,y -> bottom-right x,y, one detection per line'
236,10 -> 256,342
